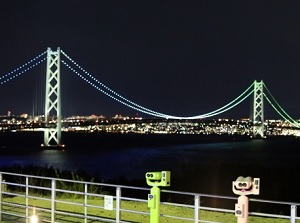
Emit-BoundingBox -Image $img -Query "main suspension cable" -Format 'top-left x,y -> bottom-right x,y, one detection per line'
0,56 -> 47,85
263,83 -> 299,126
0,51 -> 46,81
61,50 -> 254,119
61,50 -> 171,117
264,94 -> 300,128
61,60 -> 168,117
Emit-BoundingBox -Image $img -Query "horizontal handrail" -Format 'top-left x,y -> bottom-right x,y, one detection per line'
0,171 -> 299,223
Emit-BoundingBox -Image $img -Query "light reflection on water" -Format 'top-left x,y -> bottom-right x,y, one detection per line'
0,139 -> 298,179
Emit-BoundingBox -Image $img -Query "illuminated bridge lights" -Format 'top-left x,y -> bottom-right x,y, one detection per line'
1,48 -> 299,133
61,50 -> 256,120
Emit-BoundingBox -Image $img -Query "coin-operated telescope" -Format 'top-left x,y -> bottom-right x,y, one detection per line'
233,176 -> 260,196
232,176 -> 260,223
145,171 -> 171,223
146,171 -> 171,187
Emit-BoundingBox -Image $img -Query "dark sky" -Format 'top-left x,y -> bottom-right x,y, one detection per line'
1,1 -> 300,119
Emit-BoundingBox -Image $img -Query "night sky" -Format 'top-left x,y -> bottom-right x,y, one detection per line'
1,1 -> 300,119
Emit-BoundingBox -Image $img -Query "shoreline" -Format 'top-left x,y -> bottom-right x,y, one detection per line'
1,131 -> 252,149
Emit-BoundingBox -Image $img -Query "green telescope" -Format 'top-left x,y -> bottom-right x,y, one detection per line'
146,171 -> 171,223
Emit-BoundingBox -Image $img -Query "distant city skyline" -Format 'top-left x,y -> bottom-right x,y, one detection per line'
1,113 -> 299,138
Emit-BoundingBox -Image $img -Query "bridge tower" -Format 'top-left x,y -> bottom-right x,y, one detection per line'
252,80 -> 265,138
43,47 -> 63,147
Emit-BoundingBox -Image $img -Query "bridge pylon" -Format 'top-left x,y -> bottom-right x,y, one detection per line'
42,47 -> 63,148
252,80 -> 265,138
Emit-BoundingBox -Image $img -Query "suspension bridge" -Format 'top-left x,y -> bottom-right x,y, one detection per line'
0,47 -> 299,147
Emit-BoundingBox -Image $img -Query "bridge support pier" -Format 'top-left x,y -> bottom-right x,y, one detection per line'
42,47 -> 63,148
252,80 -> 265,138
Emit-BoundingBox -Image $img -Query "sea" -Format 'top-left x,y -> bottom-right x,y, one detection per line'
1,131 -> 300,206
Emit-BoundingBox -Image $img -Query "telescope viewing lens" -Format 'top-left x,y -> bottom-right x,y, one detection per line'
238,182 -> 247,187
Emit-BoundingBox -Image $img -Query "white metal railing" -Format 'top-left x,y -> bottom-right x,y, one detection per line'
0,171 -> 299,223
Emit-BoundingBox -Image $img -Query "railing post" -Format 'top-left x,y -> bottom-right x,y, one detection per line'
51,179 -> 56,223
84,183 -> 88,223
290,205 -> 297,223
0,174 -> 2,222
26,177 -> 29,223
116,187 -> 121,223
194,195 -> 200,223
